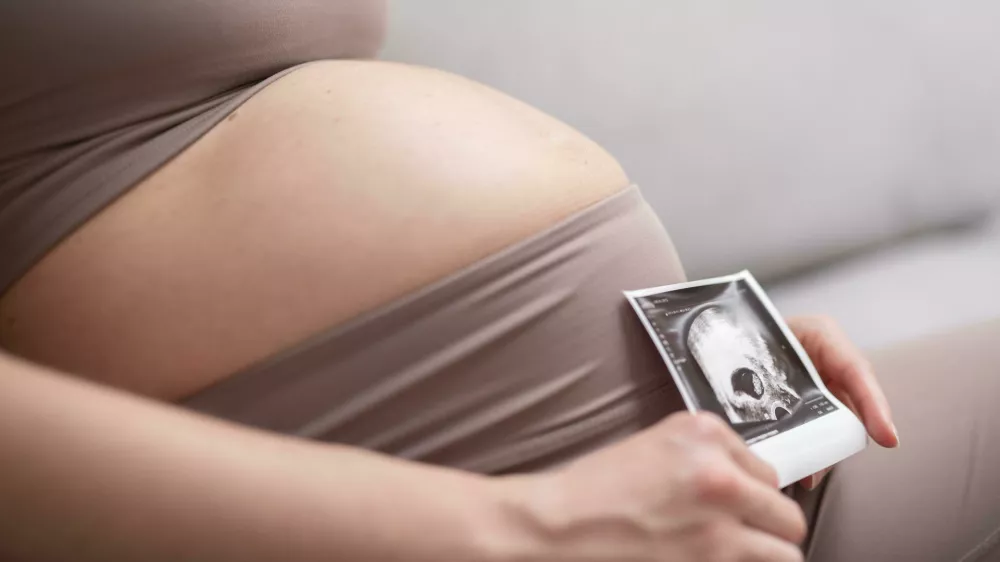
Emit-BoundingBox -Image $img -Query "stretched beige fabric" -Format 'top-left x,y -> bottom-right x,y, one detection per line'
184,185 -> 690,473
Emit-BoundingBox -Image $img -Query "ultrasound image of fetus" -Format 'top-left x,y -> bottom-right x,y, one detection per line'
687,307 -> 801,424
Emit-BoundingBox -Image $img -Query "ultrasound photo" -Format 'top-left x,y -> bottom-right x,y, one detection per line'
627,272 -> 838,444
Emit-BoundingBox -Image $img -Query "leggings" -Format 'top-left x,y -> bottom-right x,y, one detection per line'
803,319 -> 1000,561
183,185 -> 1000,560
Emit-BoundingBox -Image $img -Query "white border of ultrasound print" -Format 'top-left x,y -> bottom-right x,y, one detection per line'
624,270 -> 868,488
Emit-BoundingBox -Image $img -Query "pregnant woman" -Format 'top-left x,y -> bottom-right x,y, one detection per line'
1,2 -> 997,561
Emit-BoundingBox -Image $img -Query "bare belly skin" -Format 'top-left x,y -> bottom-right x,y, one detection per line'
0,61 -> 628,400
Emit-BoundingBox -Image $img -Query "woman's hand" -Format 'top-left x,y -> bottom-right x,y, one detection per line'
786,315 -> 900,490
503,412 -> 807,562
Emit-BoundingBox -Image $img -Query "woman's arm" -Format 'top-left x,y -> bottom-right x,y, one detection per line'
0,351 -> 527,562
0,351 -> 806,562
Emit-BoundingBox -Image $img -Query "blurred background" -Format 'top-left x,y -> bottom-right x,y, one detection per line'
381,0 -> 1000,350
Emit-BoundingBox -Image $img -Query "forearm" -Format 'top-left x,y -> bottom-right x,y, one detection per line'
0,353 -> 532,562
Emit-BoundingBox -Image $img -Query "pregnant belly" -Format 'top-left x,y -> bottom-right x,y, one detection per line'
0,61 -> 627,400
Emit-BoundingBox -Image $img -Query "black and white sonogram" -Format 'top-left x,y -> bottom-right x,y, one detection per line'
688,307 -> 800,423
627,272 -> 838,443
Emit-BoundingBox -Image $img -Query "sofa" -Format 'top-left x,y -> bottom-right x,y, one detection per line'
380,0 -> 1000,350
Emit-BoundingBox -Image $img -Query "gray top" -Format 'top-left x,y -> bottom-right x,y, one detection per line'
0,0 -> 385,294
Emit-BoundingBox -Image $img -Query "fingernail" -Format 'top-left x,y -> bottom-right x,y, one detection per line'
892,424 -> 901,447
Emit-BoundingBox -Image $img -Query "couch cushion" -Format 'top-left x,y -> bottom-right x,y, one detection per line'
767,215 -> 1000,350
382,0 -> 1000,280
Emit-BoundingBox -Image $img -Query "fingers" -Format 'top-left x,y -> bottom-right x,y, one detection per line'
834,361 -> 898,448
826,379 -> 896,449
684,412 -> 780,488
790,316 -> 899,448
825,382 -> 858,417
735,472 -> 807,543
825,379 -> 895,449
692,523 -> 804,562
669,413 -> 804,540
693,460 -> 808,544
733,527 -> 805,562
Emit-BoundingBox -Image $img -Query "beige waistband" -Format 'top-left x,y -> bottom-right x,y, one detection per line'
184,185 -> 689,473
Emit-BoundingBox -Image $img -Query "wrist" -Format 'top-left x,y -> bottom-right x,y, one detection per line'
473,474 -> 567,562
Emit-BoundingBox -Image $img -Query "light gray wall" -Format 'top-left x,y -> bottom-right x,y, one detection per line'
382,1 -> 1000,279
